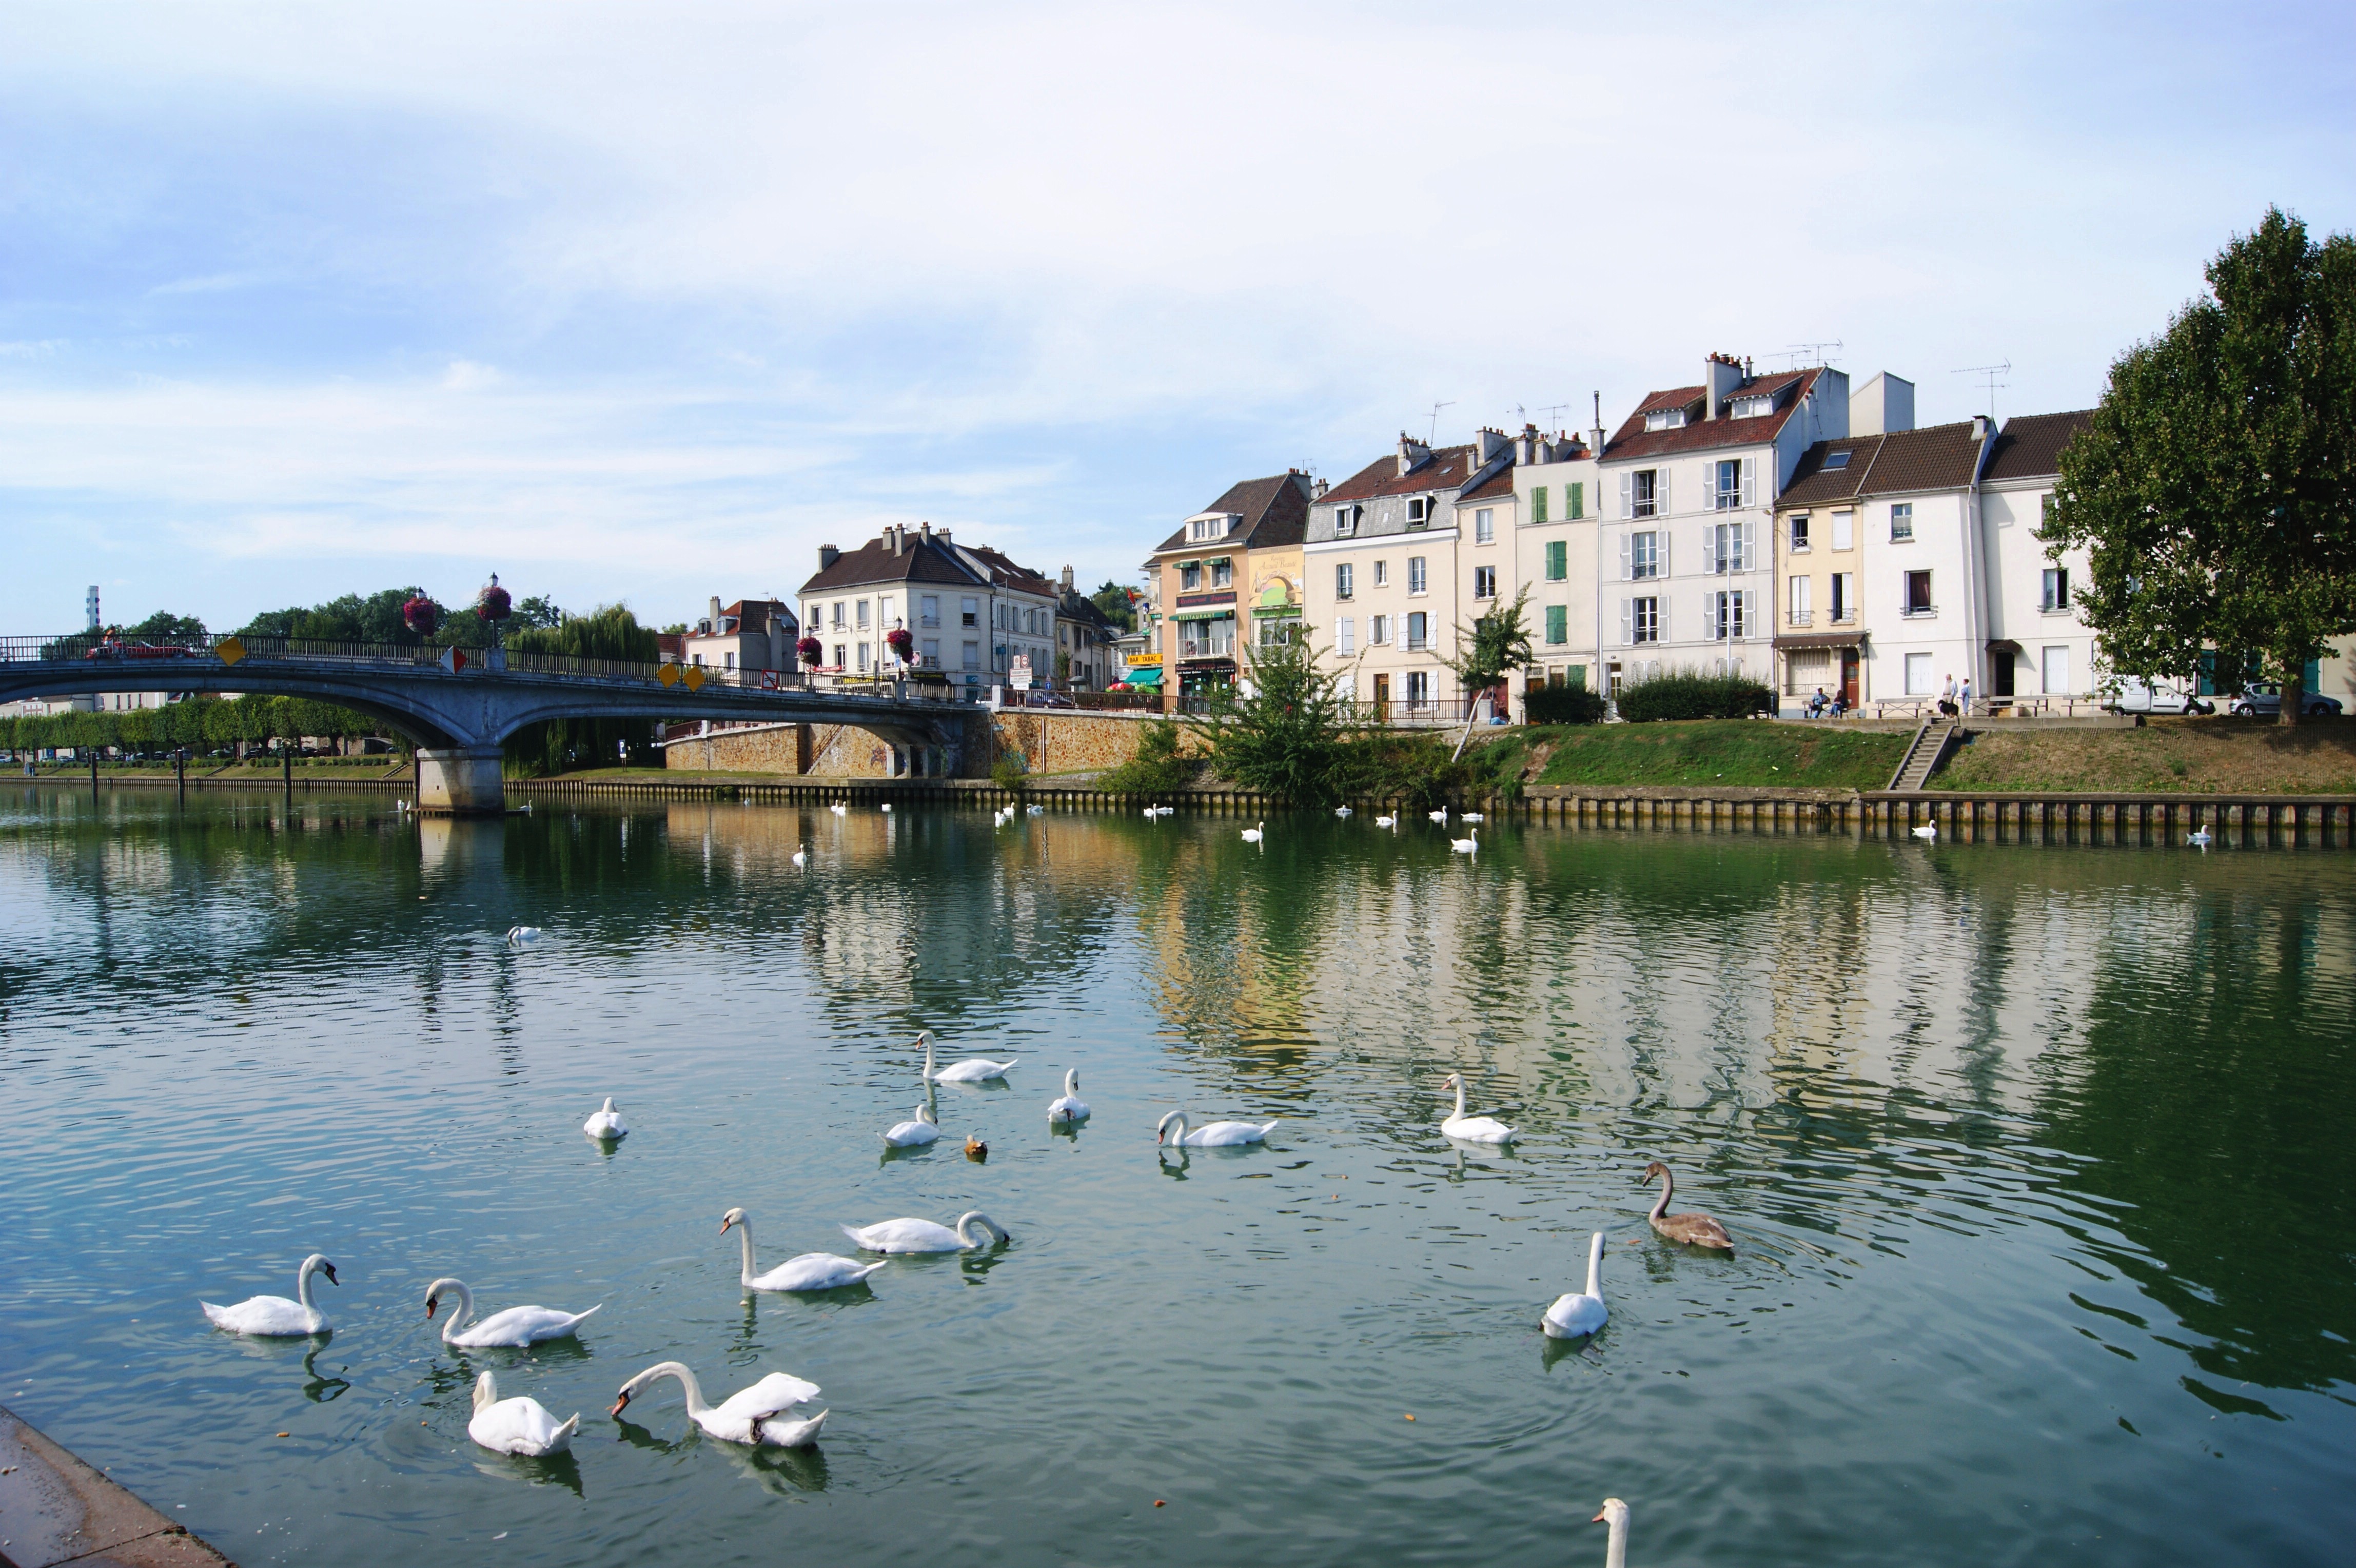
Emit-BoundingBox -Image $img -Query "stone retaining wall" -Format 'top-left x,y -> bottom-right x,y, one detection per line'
0,1403 -> 230,1566
662,710 -> 1163,778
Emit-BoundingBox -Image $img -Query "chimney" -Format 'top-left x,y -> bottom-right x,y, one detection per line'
1704,353 -> 1745,421
817,544 -> 840,570
1971,413 -> 1993,442
1397,431 -> 1430,476
1060,564 -> 1074,593
918,521 -> 932,543
1591,390 -> 1607,459
1312,477 -> 1329,500
710,597 -> 722,637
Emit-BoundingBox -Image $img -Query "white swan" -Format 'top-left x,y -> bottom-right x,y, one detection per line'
919,1029 -> 1016,1083
791,848 -> 808,868
612,1361 -> 826,1448
469,1370 -> 577,1457
722,1207 -> 885,1291
1542,1232 -> 1608,1339
880,801 -> 893,813
1439,1072 -> 1514,1142
583,1096 -> 627,1140
1375,814 -> 1396,828
879,1102 -> 940,1147
1026,803 -> 1044,815
1911,822 -> 1937,840
1450,828 -> 1479,854
1156,1109 -> 1275,1147
201,1254 -> 337,1336
839,1211 -> 1011,1253
1047,1068 -> 1090,1125
830,802 -> 848,816
1459,812 -> 1483,823
1427,808 -> 1448,823
1334,806 -> 1352,818
2188,828 -> 2212,848
1241,820 -> 1264,843
425,1279 -> 600,1348
1156,805 -> 1175,817
506,926 -> 543,946
1592,1498 -> 1632,1568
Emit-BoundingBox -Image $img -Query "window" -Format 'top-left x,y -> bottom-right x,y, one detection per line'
921,637 -> 940,664
1831,511 -> 1854,551
2042,566 -> 2070,611
1545,604 -> 1568,645
1334,504 -> 1360,537
1822,450 -> 1852,471
1406,671 -> 1431,706
855,600 -> 870,630
831,601 -> 845,628
920,595 -> 939,628
1370,614 -> 1389,646
857,641 -> 871,672
1476,507 -> 1495,543
1472,565 -> 1497,600
724,651 -> 736,670
1180,562 -> 1202,592
1545,540 -> 1567,581
1831,573 -> 1855,622
1179,615 -> 1235,660
1711,591 -> 1749,641
1905,569 -> 1933,616
1188,515 -> 1231,542
961,596 -> 979,628
880,596 -> 895,627
1335,562 -> 1354,600
2041,645 -> 2070,695
691,653 -> 703,666
1890,503 -> 1914,542
1626,530 -> 1661,581
1788,575 -> 1812,626
1643,406 -> 1687,432
832,643 -> 846,669
1566,481 -> 1584,520
1211,558 -> 1232,589
1628,469 -> 1659,518
1406,497 -> 1431,526
1531,487 -> 1548,525
1905,652 -> 1933,696
1709,521 -> 1753,574
1258,618 -> 1295,648
1629,596 -> 1660,644
1408,557 -> 1427,595
1789,514 -> 1811,552
1336,616 -> 1355,656
1406,611 -> 1428,650
963,640 -> 979,670
1713,459 -> 1745,510
1373,560 -> 1388,588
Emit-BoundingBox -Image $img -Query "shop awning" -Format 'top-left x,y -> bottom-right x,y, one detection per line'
1173,606 -> 1238,621
1251,604 -> 1302,618
1772,631 -> 1867,651
1126,665 -> 1164,686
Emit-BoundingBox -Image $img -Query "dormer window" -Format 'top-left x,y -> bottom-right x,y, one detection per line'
1643,406 -> 1689,432
1822,450 -> 1852,470
1334,504 -> 1360,537
1406,497 -> 1431,526
1186,514 -> 1234,542
1728,394 -> 1777,419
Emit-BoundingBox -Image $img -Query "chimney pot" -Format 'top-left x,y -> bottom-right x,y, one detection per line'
1060,564 -> 1074,592
919,521 -> 932,542
818,543 -> 840,570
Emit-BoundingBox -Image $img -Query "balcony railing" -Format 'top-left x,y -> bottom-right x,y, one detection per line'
1787,611 -> 1814,627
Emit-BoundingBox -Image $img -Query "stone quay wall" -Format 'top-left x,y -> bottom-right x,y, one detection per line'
662,710 -> 1165,778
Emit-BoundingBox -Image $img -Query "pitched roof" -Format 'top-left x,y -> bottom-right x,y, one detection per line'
1984,410 -> 2094,483
717,598 -> 797,635
956,542 -> 1059,599
1460,467 -> 1518,502
798,533 -> 983,595
1321,444 -> 1480,506
1779,422 -> 1985,507
1149,472 -> 1310,557
1776,436 -> 1881,507
1058,586 -> 1118,631
1602,369 -> 1822,462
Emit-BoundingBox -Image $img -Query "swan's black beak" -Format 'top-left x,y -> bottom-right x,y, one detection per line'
322,1263 -> 340,1286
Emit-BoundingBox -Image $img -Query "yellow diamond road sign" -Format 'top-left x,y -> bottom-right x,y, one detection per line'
217,636 -> 246,666
682,664 -> 706,692
657,662 -> 680,688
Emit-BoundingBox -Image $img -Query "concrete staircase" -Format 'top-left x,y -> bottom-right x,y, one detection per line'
1887,718 -> 1960,791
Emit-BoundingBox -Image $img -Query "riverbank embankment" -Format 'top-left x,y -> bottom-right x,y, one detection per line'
0,1404 -> 230,1566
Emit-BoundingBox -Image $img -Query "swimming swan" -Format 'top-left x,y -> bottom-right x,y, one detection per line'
722,1207 -> 885,1291
1458,811 -> 1483,823
839,1211 -> 1012,1253
1156,1110 -> 1275,1147
1911,822 -> 1937,840
880,802 -> 893,813
506,926 -> 544,946
792,848 -> 809,868
880,1102 -> 940,1147
1048,1068 -> 1090,1125
201,1253 -> 337,1336
1439,1072 -> 1515,1143
425,1279 -> 601,1347
1427,808 -> 1448,823
1241,820 -> 1264,844
1450,828 -> 1480,854
919,1029 -> 1016,1083
830,803 -> 848,816
612,1361 -> 827,1448
469,1370 -> 578,1457
2188,828 -> 2212,848
1542,1232 -> 1609,1339
1334,806 -> 1352,818
583,1096 -> 627,1140
1592,1498 -> 1632,1568
1641,1161 -> 1734,1249
1375,814 -> 1396,828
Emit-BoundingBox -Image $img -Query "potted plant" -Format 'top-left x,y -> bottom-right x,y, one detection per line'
402,596 -> 440,639
886,626 -> 914,664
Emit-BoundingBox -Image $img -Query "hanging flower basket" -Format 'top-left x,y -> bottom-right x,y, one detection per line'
886,627 -> 914,661
796,636 -> 823,663
402,596 -> 440,637
475,574 -> 512,622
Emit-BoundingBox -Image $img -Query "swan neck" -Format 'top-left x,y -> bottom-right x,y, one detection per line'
1650,1169 -> 1672,1222
1065,1069 -> 1078,1097
1451,1077 -> 1467,1120
922,1034 -> 935,1076
1603,1513 -> 1627,1568
1584,1232 -> 1604,1298
297,1259 -> 320,1312
735,1219 -> 759,1285
644,1362 -> 706,1418
439,1281 -> 474,1340
1164,1112 -> 1188,1144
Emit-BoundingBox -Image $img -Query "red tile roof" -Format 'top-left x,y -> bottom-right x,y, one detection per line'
1603,369 -> 1823,462
1983,410 -> 2094,483
1150,472 -> 1311,557
1321,443 -> 1480,506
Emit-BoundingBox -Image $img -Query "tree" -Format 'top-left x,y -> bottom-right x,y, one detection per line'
1090,581 -> 1137,632
2043,206 -> 2356,726
1189,631 -> 1352,808
503,604 -> 662,774
512,594 -> 565,630
237,587 -> 443,646
1444,584 -> 1537,756
122,611 -> 208,642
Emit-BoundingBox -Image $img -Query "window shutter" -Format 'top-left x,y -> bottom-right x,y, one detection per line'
1660,533 -> 1672,579
1619,472 -> 1632,518
1658,468 -> 1671,516
1618,534 -> 1631,581
1618,598 -> 1631,646
1741,456 -> 1757,507
1742,520 -> 1756,572
1657,597 -> 1668,643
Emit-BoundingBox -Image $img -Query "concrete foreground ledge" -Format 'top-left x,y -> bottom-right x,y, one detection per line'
0,1405 -> 231,1568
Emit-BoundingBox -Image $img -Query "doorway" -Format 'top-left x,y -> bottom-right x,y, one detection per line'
1839,649 -> 1860,708
1372,672 -> 1389,722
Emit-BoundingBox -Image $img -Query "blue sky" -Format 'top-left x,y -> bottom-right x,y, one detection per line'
3,1 -> 2351,633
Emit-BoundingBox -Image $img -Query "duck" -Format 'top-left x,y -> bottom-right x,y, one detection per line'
1450,828 -> 1480,855
425,1279 -> 601,1348
1911,822 -> 1937,840
201,1253 -> 337,1336
1241,820 -> 1265,844
1591,1498 -> 1632,1568
1334,806 -> 1352,818
611,1361 -> 827,1448
839,1211 -> 1012,1253
879,1102 -> 941,1147
583,1096 -> 628,1140
829,802 -> 849,816
919,1029 -> 1016,1083
468,1370 -> 578,1457
791,848 -> 809,868
2187,828 -> 2212,849
1374,814 -> 1396,828
721,1207 -> 885,1291
1047,1068 -> 1090,1125
1427,808 -> 1448,823
1156,1109 -> 1275,1147
964,1134 -> 989,1161
1542,1232 -> 1609,1340
1438,1072 -> 1514,1143
1641,1161 -> 1734,1249
506,926 -> 544,946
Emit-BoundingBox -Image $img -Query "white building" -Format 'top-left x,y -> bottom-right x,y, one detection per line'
799,524 -> 1062,691
681,597 -> 798,680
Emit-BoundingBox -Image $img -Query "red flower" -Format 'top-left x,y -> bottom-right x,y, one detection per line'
796,636 -> 823,662
402,596 -> 440,637
476,575 -> 512,622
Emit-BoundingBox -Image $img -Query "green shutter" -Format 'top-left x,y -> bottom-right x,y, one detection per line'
1545,605 -> 1567,644
1568,664 -> 1586,689
1532,486 -> 1548,524
1568,482 -> 1584,520
1545,540 -> 1567,581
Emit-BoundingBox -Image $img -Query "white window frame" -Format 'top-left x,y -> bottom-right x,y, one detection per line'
1334,504 -> 1360,537
1406,611 -> 1428,651
1472,565 -> 1497,600
1373,559 -> 1388,588
1408,556 -> 1427,595
1370,613 -> 1389,646
1475,507 -> 1495,543
1831,511 -> 1854,552
1631,596 -> 1660,644
1335,562 -> 1354,601
2042,566 -> 2070,612
1890,502 -> 1915,543
1789,514 -> 1810,553
1336,616 -> 1355,656
1406,497 -> 1431,526
1788,575 -> 1812,626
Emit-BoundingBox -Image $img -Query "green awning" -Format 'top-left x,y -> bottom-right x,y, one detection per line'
1126,665 -> 1164,686
1173,607 -> 1236,621
1251,604 -> 1302,618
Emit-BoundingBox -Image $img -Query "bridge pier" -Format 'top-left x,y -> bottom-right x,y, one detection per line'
416,746 -> 505,815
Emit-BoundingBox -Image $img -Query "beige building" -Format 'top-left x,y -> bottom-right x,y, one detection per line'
1506,424 -> 1603,703
1143,472 -> 1313,700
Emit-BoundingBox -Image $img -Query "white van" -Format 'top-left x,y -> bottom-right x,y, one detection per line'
2105,678 -> 2214,716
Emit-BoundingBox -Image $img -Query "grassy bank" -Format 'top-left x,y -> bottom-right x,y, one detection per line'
1938,720 -> 2356,793
1487,721 -> 1910,790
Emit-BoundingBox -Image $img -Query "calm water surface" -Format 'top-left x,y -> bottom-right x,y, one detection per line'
2,786 -> 2351,1567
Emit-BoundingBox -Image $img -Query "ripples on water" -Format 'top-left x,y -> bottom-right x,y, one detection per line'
1,786 -> 2351,1567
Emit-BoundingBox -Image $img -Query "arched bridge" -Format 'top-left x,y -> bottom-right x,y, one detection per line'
2,634 -> 985,812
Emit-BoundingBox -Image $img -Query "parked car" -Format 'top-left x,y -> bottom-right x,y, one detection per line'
2106,678 -> 2214,716
1023,688 -> 1076,709
84,639 -> 199,662
2229,682 -> 2343,719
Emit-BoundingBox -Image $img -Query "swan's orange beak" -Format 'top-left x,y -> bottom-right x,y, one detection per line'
1592,1510 -> 1607,1524
424,1298 -> 437,1319
720,1219 -> 734,1234
610,1393 -> 631,1419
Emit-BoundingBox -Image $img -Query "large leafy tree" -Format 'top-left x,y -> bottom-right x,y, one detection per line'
2043,206 -> 2356,724
1189,632 -> 1352,807
1089,581 -> 1137,632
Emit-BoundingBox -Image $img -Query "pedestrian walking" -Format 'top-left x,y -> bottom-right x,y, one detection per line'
1958,675 -> 1973,718
1940,674 -> 1958,717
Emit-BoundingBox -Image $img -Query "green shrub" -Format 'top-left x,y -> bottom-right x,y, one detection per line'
1097,719 -> 1199,795
1616,669 -> 1776,723
1335,732 -> 1519,810
991,752 -> 1030,792
1523,684 -> 1607,725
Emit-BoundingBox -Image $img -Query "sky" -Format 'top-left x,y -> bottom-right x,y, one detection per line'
3,1 -> 2352,634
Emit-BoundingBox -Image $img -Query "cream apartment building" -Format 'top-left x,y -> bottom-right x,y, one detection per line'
1144,471 -> 1313,699
1508,424 -> 1603,701
799,524 -> 1061,691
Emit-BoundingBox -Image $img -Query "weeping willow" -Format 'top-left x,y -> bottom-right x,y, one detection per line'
502,605 -> 663,776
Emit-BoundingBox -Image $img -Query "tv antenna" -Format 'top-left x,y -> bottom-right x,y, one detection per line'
1426,400 -> 1455,444
1952,361 -> 2011,420
1778,340 -> 1843,369
1538,402 -> 1573,430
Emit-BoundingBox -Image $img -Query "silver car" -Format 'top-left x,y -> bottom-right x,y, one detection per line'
2229,682 -> 2344,719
